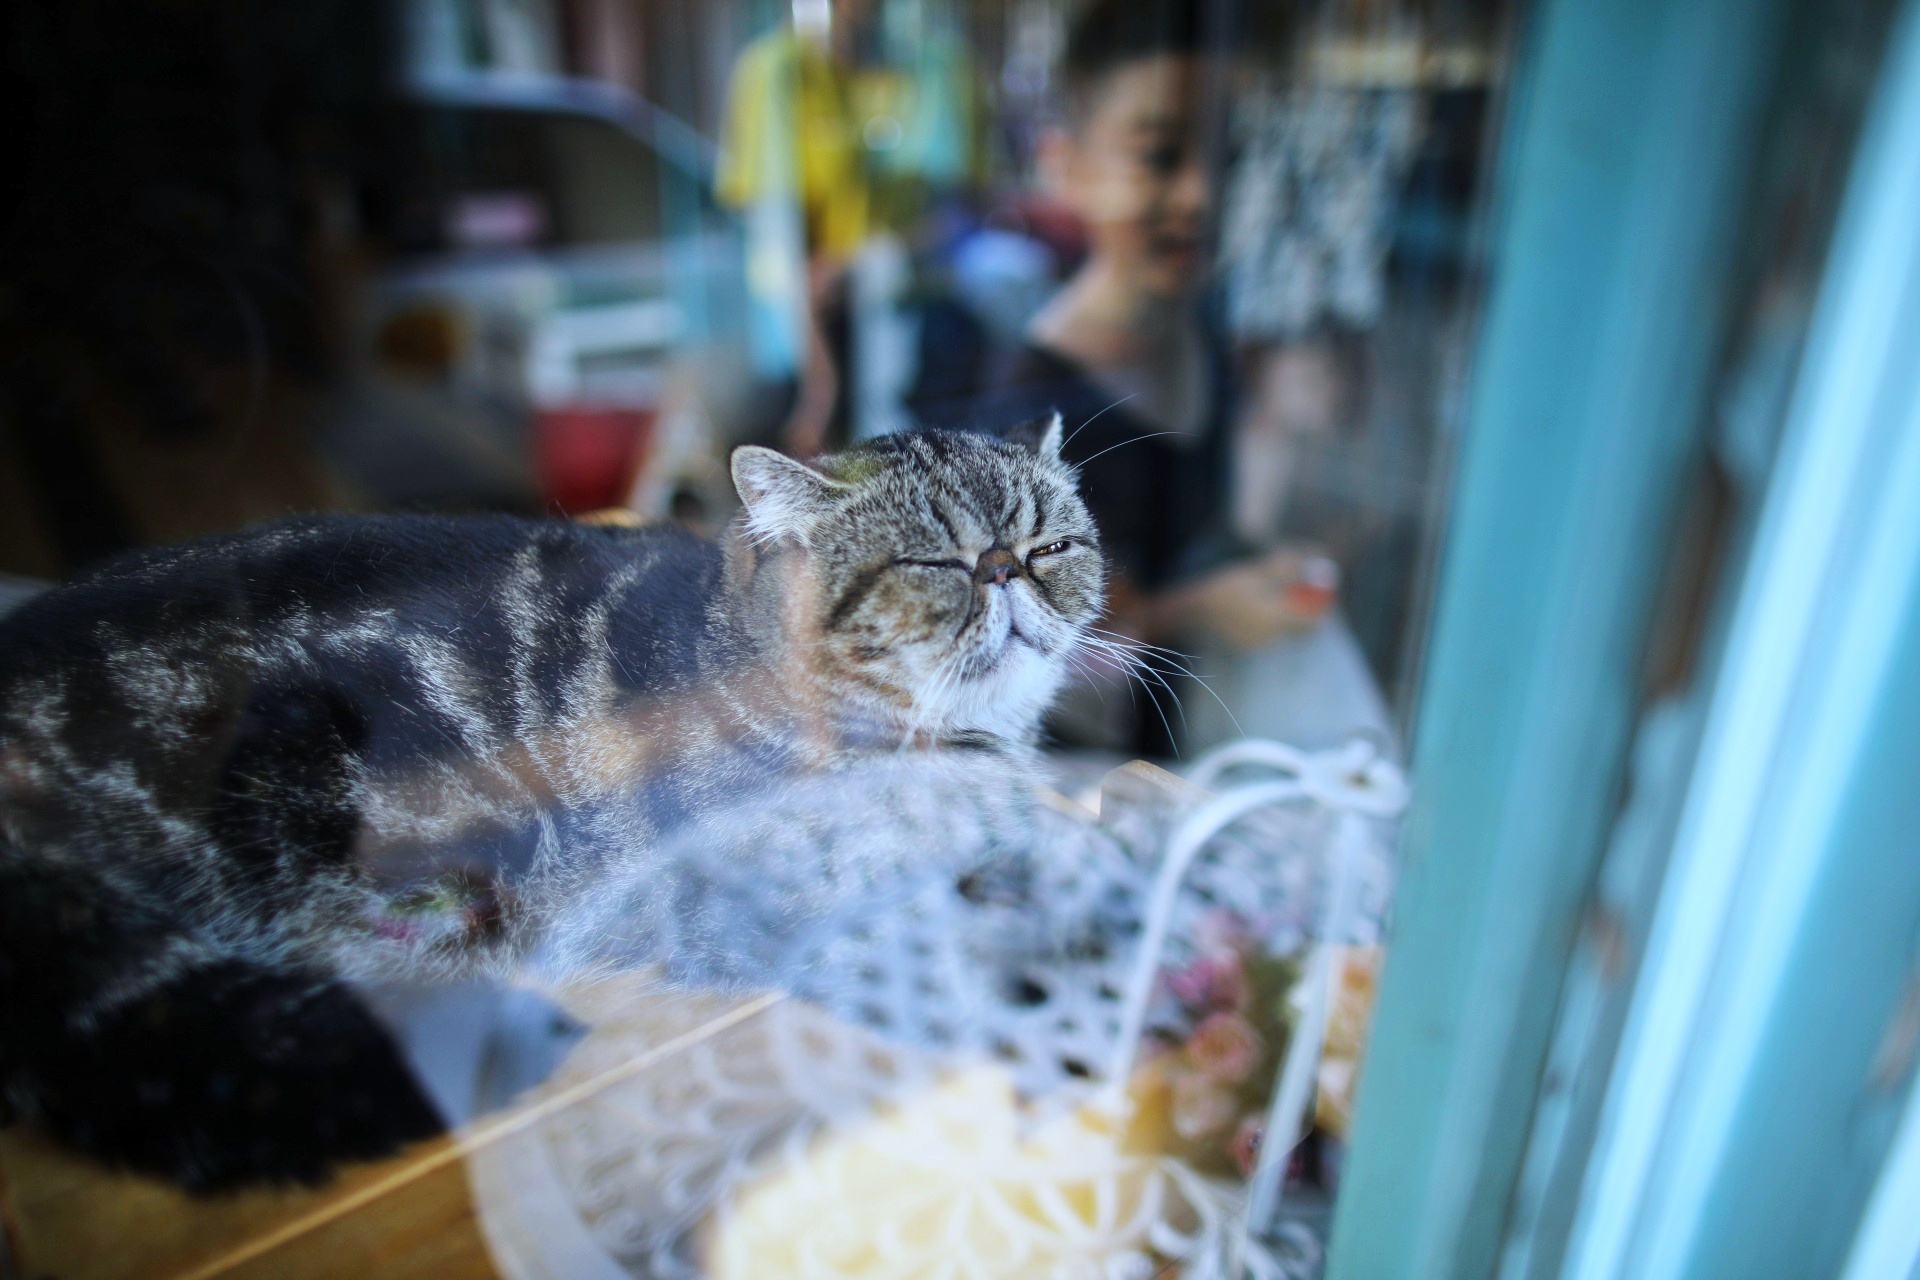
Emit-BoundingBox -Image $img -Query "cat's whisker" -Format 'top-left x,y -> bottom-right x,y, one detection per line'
1072,430 -> 1185,470
1118,654 -> 1193,741
1085,625 -> 1207,665
1070,634 -> 1186,751
1068,641 -> 1143,716
1073,630 -> 1244,739
1131,669 -> 1182,757
1072,634 -> 1203,737
1070,634 -> 1161,687
1085,639 -> 1228,682
1062,653 -> 1112,711
1061,393 -> 1140,451
1079,633 -> 1214,693
1087,642 -> 1201,726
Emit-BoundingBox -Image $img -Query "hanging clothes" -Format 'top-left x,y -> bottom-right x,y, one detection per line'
716,28 -> 871,255
1218,85 -> 1426,341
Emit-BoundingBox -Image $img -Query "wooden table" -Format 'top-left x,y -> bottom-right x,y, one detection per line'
0,991 -> 779,1280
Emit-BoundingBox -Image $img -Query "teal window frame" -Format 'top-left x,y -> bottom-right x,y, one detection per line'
1326,0 -> 1920,1276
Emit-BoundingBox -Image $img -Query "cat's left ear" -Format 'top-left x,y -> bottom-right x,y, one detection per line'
731,445 -> 848,546
1004,412 -> 1064,464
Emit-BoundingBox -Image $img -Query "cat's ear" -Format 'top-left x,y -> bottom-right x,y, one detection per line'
731,445 -> 848,546
1004,412 -> 1065,464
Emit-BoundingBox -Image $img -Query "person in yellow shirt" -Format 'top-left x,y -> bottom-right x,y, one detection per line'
716,1 -> 873,453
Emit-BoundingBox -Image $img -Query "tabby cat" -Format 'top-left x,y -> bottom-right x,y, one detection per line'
0,419 -> 1102,1189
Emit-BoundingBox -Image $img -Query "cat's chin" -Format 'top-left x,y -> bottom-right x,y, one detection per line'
958,632 -> 1034,682
918,642 -> 1067,743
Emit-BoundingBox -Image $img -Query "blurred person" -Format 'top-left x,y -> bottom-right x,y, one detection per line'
719,0 -> 992,454
968,0 -> 1340,755
716,0 -> 876,455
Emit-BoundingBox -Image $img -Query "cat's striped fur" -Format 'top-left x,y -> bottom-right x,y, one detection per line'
0,421 -> 1101,1189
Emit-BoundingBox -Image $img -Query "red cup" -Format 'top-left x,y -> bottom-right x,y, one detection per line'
533,404 -> 656,516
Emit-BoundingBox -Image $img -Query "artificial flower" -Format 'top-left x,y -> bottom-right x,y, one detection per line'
1186,1010 -> 1263,1084
1169,1069 -> 1238,1139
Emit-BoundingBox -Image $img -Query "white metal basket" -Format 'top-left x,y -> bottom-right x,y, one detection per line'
465,738 -> 1407,1279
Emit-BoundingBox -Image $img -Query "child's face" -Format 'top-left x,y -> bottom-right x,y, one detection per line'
1046,55 -> 1214,300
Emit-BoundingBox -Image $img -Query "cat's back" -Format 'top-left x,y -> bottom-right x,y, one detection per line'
0,513 -> 718,677
9,512 -> 697,642
0,515 -> 726,830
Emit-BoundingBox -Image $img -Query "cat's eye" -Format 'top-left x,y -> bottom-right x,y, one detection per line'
896,557 -> 969,571
1028,540 -> 1073,560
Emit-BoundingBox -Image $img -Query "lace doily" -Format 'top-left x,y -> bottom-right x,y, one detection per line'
467,745 -> 1403,1279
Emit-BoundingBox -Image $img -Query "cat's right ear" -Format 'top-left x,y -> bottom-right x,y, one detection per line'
1004,412 -> 1065,464
731,446 -> 848,547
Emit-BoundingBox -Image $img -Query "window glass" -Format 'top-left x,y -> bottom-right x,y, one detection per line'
34,1 -> 1911,1278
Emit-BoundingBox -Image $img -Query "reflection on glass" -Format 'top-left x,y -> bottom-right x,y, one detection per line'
0,0 -> 1513,1276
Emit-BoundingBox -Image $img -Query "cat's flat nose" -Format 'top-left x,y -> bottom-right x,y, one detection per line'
975,548 -> 1018,586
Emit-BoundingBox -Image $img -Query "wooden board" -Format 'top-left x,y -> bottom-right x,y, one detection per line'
0,1129 -> 490,1280
0,987 -> 780,1280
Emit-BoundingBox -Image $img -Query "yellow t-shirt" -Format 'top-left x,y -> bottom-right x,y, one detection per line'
715,30 -> 868,258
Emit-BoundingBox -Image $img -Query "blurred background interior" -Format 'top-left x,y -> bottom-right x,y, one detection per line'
0,0 -> 1521,761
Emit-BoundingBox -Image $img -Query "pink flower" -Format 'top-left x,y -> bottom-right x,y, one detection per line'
1206,955 -> 1248,1011
1229,1115 -> 1264,1178
1165,961 -> 1208,1006
1186,1011 -> 1263,1084
1165,953 -> 1248,1012
1194,908 -> 1251,956
1170,1069 -> 1238,1139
